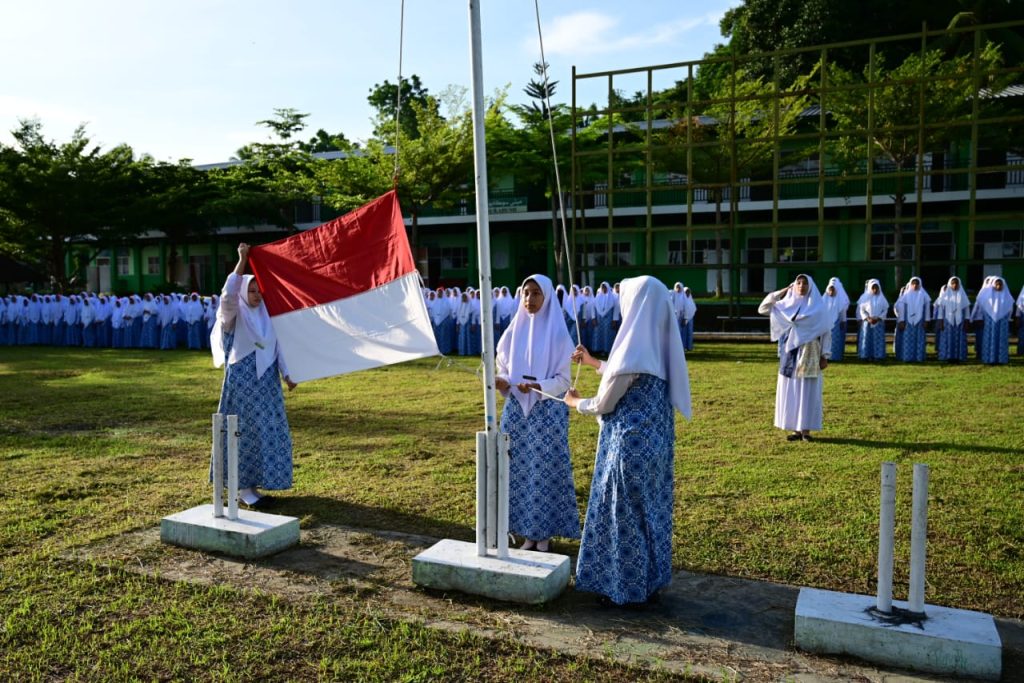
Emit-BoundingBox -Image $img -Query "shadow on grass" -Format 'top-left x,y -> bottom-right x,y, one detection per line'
814,437 -> 1023,456
276,494 -> 475,544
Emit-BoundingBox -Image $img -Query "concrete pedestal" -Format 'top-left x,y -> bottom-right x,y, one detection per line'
794,587 -> 1001,680
412,539 -> 570,604
161,504 -> 300,559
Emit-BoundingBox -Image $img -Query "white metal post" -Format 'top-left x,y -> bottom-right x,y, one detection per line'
212,413 -> 224,518
496,432 -> 509,558
486,431 -> 497,549
227,414 -> 239,521
908,463 -> 930,615
476,432 -> 487,555
877,461 -> 897,613
468,0 -> 503,557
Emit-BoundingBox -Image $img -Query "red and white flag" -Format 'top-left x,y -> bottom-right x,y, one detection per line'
248,191 -> 438,383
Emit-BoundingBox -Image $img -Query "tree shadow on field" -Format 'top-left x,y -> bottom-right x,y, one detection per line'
814,436 -> 1023,456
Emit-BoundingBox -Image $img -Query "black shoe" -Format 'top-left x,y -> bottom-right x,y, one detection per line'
786,433 -> 802,441
801,433 -> 814,442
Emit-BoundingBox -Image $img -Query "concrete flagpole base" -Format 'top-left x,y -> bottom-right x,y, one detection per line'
161,504 -> 300,560
412,539 -> 570,605
794,587 -> 1001,680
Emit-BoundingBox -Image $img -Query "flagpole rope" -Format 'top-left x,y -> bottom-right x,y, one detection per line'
393,0 -> 405,187
533,0 -> 584,389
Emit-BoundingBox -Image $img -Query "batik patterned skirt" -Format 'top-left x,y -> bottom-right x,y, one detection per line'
858,321 -> 886,360
575,374 -> 674,605
213,333 -> 293,490
500,396 -> 580,541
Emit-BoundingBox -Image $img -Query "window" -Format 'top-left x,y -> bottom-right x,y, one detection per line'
117,254 -> 131,276
147,256 -> 161,275
870,226 -> 914,261
776,235 -> 819,263
667,239 -> 685,265
691,238 -> 730,265
974,229 -> 1023,259
577,241 -> 632,267
441,246 -> 468,270
871,225 -> 954,261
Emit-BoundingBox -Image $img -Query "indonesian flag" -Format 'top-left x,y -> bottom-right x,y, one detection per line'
247,191 -> 438,383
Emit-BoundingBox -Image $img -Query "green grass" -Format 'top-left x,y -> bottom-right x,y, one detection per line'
1,344 -> 1021,680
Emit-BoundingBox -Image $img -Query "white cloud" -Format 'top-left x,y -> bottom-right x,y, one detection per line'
533,10 -> 722,57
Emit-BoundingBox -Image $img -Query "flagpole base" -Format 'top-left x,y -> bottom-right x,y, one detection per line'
161,504 -> 299,560
412,539 -> 569,604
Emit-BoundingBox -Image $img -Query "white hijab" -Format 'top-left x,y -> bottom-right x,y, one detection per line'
496,274 -> 574,417
211,274 -> 279,379
1017,284 -> 1024,315
896,276 -> 931,325
768,274 -> 833,353
600,276 -> 691,419
973,276 -> 1014,322
857,279 -> 889,318
824,277 -> 850,324
935,277 -> 970,325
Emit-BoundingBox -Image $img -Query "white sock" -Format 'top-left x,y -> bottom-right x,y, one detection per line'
238,487 -> 261,505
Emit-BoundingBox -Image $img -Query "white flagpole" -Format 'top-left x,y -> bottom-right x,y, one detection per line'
468,0 -> 507,559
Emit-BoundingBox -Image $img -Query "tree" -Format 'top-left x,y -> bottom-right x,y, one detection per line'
317,86 -> 475,261
717,0 -> 1023,85
298,128 -> 350,153
824,44 -> 1004,284
656,69 -> 814,296
0,120 -> 147,289
500,63 -> 574,283
367,75 -> 430,140
225,109 -> 320,229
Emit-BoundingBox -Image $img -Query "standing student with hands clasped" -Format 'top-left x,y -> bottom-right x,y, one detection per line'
210,242 -> 297,509
495,275 -> 580,553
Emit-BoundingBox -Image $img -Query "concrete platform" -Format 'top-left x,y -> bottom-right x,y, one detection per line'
412,538 -> 570,604
161,504 -> 300,559
795,587 -> 1002,680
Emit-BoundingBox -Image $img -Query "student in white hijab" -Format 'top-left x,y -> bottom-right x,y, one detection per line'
933,276 -> 970,362
893,276 -> 931,362
823,277 -> 850,360
1016,283 -> 1024,356
971,276 -> 1014,365
566,276 -> 691,606
759,274 -> 833,441
495,274 -> 579,553
857,279 -> 888,360
211,243 -> 296,508
158,294 -> 177,350
671,283 -> 698,351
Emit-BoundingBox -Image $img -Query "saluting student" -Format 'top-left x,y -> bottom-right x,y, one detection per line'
211,243 -> 297,509
566,276 -> 691,606
495,274 -> 580,553
759,275 -> 833,441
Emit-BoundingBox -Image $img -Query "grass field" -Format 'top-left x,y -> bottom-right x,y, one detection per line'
1,343 -> 1021,681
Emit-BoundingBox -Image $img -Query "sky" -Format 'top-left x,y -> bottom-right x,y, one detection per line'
1,0 -> 741,165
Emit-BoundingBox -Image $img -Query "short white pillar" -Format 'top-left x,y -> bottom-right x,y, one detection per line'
876,461 -> 897,613
908,463 -> 930,615
476,432 -> 487,556
226,414 -> 239,521
211,413 -> 225,518
496,431 -> 509,559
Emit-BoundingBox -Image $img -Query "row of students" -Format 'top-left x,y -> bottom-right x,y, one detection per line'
821,276 -> 1022,365
424,279 -> 700,357
0,292 -> 219,351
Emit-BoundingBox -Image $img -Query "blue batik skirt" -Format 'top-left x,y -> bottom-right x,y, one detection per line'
501,395 -> 580,541
575,374 -> 674,605
213,333 -> 293,490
